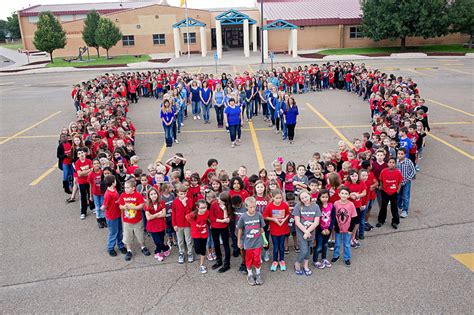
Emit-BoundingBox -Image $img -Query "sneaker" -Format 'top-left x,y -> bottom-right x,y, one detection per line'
376,222 -> 383,228
231,143 -> 235,148
415,165 -> 420,172
313,261 -> 324,269
200,265 -> 208,274
207,253 -> 214,261
155,253 -> 164,261
247,274 -> 256,286
178,253 -> 185,264
80,214 -> 86,220
141,247 -> 151,256
188,253 -> 194,263
125,251 -> 133,261
255,273 -> 263,285
163,249 -> 171,257
197,116 -> 201,120
354,241 -> 361,249
279,261 -> 287,271
232,249 -> 240,257
194,116 -> 197,120
212,261 -> 223,270
400,211 -> 408,218
331,256 -> 339,263
284,247 -> 290,255
108,249 -> 117,257
359,235 -> 365,240
344,259 -> 351,267
294,246 -> 300,253
212,252 -> 217,260
263,250 -> 270,262
270,261 -> 278,272
392,223 -> 399,229
218,264 -> 230,273
119,247 -> 128,255
239,264 -> 247,274
175,139 -> 179,144
322,259 -> 332,268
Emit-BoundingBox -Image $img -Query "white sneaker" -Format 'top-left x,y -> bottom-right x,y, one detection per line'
263,250 -> 270,262
197,116 -> 201,120
80,214 -> 86,220
193,116 -> 197,120
175,139 -> 179,144
200,265 -> 207,274
400,211 -> 408,218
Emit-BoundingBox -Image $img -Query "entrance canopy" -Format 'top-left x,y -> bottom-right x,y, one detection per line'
263,19 -> 297,30
261,19 -> 298,59
215,9 -> 256,25
172,17 -> 206,29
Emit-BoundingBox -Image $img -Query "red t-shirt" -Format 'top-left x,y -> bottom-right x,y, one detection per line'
327,185 -> 341,204
263,202 -> 290,236
363,172 -> 377,204
348,159 -> 359,170
186,211 -> 209,239
127,165 -> 139,175
334,200 -> 357,233
74,159 -> 93,185
379,168 -> 403,195
63,142 -> 72,165
104,188 -> 120,220
172,197 -> 192,227
344,181 -> 367,209
87,169 -> 103,196
119,191 -> 144,224
145,201 -> 167,233
209,200 -> 228,229
229,189 -> 249,203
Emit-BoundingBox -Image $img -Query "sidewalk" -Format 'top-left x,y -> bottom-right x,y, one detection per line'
1,48 -> 472,76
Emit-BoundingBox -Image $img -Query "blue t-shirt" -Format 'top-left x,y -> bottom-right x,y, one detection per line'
200,87 -> 212,104
224,105 -> 241,126
161,109 -> 175,126
190,86 -> 201,102
214,90 -> 224,105
285,105 -> 299,124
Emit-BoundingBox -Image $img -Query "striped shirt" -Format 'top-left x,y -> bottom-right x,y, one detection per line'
397,158 -> 416,185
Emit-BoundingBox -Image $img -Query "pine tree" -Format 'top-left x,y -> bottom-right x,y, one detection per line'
33,12 -> 66,63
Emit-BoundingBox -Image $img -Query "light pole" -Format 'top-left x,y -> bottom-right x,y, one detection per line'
260,0 -> 264,64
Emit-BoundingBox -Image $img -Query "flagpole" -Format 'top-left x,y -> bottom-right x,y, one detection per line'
185,0 -> 191,59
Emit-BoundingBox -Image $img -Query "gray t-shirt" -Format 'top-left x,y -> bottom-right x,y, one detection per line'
160,193 -> 175,220
237,212 -> 266,250
292,203 -> 321,240
292,175 -> 309,194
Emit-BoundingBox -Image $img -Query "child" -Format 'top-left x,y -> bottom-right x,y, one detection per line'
75,147 -> 93,219
102,175 -> 126,257
312,189 -> 335,269
237,197 -> 268,286
254,180 -> 270,261
119,179 -> 150,261
201,158 -> 218,185
332,187 -> 357,267
232,195 -> 247,270
284,192 -> 298,254
343,170 -> 367,248
292,165 -> 309,195
229,176 -> 250,203
172,184 -> 194,264
137,174 -> 153,232
88,158 -> 105,228
160,183 -> 176,247
308,179 -> 320,202
284,161 -> 296,194
210,191 -> 232,273
263,189 -> 290,271
186,199 -> 210,274
293,191 -> 321,276
144,188 -> 170,261
359,165 -> 377,238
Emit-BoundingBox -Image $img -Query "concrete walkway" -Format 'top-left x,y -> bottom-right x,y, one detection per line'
0,47 -> 50,71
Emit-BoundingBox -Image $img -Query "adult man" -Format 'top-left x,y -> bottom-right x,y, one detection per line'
396,148 -> 416,218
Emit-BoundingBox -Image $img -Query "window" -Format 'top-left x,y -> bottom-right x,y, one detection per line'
349,27 -> 363,39
28,16 -> 39,23
183,32 -> 196,44
153,34 -> 166,45
122,35 -> 135,46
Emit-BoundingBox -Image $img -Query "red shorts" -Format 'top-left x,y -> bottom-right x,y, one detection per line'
245,247 -> 262,269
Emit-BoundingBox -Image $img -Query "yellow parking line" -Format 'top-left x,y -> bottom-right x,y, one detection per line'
305,102 -> 355,149
155,143 -> 167,163
451,253 -> 474,272
30,163 -> 57,186
444,67 -> 472,76
427,99 -> 474,117
0,111 -> 61,145
404,68 -> 432,77
427,133 -> 474,160
197,67 -> 202,73
248,64 -> 255,74
233,65 -> 237,75
248,122 -> 265,169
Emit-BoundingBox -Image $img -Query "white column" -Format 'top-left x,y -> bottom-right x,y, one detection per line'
292,28 -> 298,58
200,26 -> 207,57
288,30 -> 292,55
216,20 -> 222,59
251,24 -> 257,52
173,28 -> 181,58
243,19 -> 250,57
263,29 -> 268,60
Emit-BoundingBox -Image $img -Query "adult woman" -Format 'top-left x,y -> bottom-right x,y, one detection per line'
199,81 -> 212,124
223,98 -> 243,148
189,80 -> 201,120
161,99 -> 175,147
284,96 -> 299,144
213,83 -> 225,128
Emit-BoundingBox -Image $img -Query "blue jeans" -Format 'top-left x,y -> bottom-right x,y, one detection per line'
93,195 -> 104,218
345,82 -> 351,92
106,217 -> 124,251
214,105 -> 224,126
246,101 -> 254,119
62,163 -> 74,185
192,101 -> 201,116
397,181 -> 412,213
206,225 -> 214,248
228,124 -> 239,142
358,206 -> 368,238
271,234 -> 285,262
280,117 -> 287,138
177,109 -> 184,131
229,221 -> 238,252
201,102 -> 211,121
334,232 -> 351,261
313,229 -> 330,262
163,124 -> 173,146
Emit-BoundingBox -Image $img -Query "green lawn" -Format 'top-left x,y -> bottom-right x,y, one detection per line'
46,54 -> 151,68
318,44 -> 473,55
0,42 -> 23,50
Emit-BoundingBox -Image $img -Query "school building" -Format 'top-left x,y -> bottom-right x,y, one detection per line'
18,0 -> 468,59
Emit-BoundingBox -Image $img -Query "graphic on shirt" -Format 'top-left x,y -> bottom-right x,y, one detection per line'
125,204 -> 137,219
272,209 -> 285,219
337,207 -> 349,226
320,210 -> 331,230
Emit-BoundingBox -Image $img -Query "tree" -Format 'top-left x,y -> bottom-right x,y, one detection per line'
95,17 -> 122,59
33,12 -> 66,63
0,20 -> 7,42
82,10 -> 101,57
449,0 -> 474,48
361,0 -> 451,50
7,13 -> 21,40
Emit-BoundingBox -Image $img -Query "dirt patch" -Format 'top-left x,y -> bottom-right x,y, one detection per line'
462,139 -> 474,144
426,52 -> 466,56
449,134 -> 468,139
149,58 -> 171,63
74,64 -> 127,68
298,53 -> 326,59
